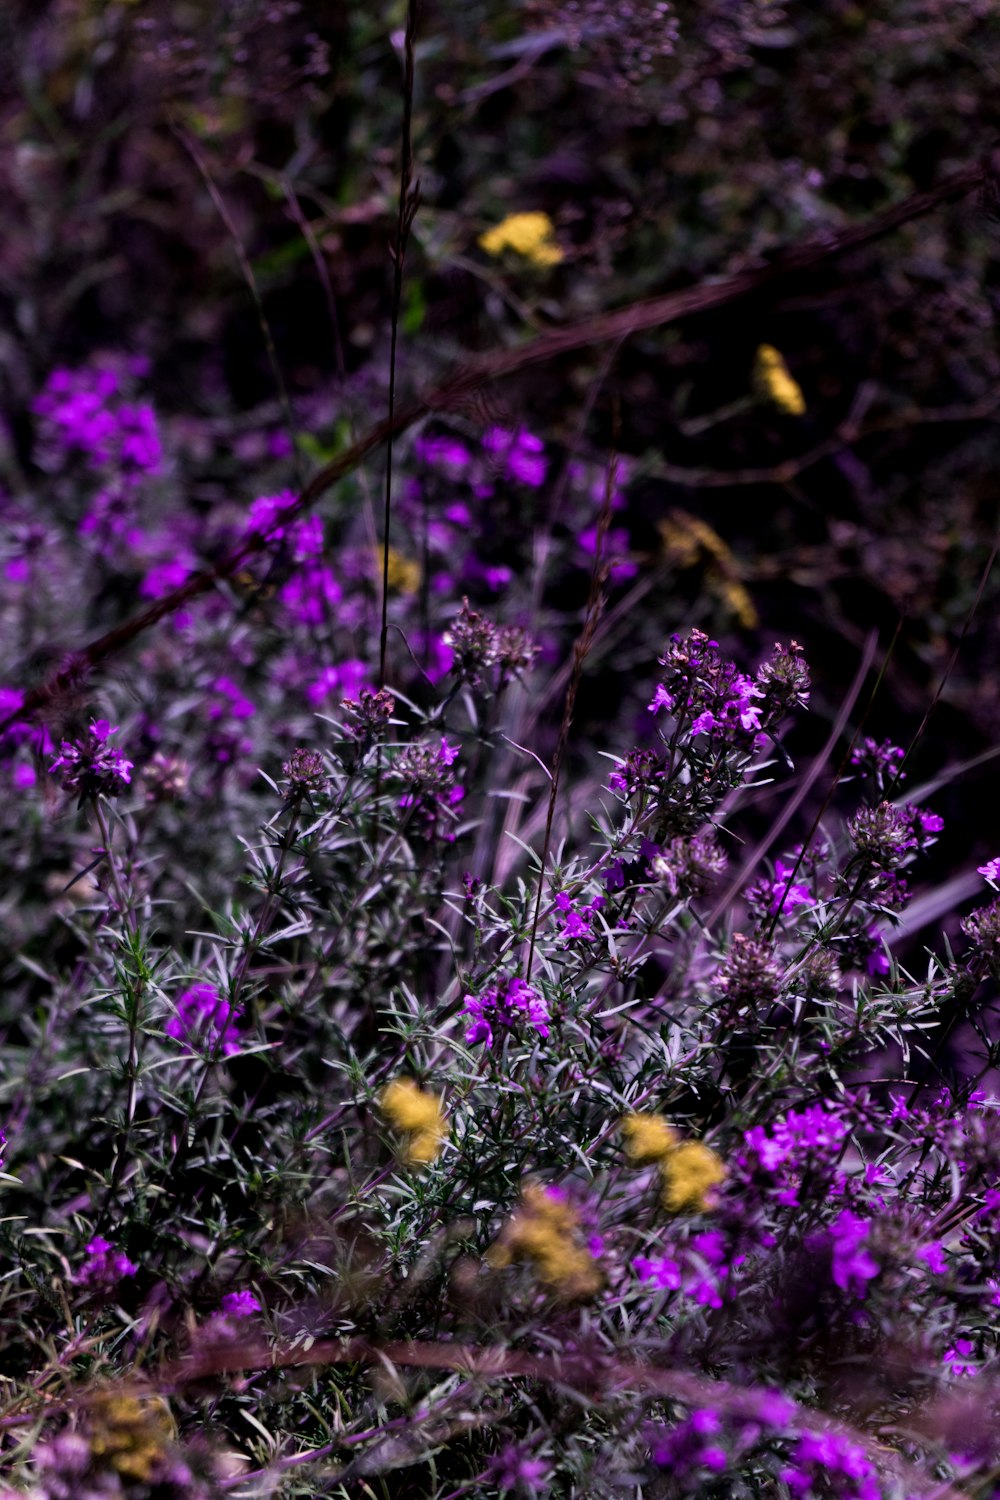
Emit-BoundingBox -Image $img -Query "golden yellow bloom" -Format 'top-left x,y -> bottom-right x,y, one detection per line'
753,343 -> 806,416
620,1112 -> 678,1165
487,1183 -> 602,1298
380,1077 -> 447,1164
478,211 -> 563,268
87,1391 -> 175,1484
657,509 -> 758,629
381,547 -> 421,596
659,1140 -> 726,1214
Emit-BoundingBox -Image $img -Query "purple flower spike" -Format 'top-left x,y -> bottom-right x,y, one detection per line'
50,720 -> 133,798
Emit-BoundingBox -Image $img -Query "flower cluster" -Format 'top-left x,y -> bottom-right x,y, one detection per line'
393,736 -> 465,840
737,1104 -> 851,1207
165,983 -> 242,1059
487,1184 -> 602,1298
34,364 -> 163,477
716,933 -> 782,1008
478,211 -> 563,267
781,1431 -> 879,1500
74,1237 -> 138,1291
620,1113 -> 726,1213
200,1289 -> 263,1345
461,974 -> 550,1047
50,720 -> 134,799
753,343 -> 806,415
380,1078 -> 448,1165
647,630 -> 810,764
847,800 -> 944,869
634,1228 -> 738,1310
850,737 -> 906,793
443,598 -> 538,693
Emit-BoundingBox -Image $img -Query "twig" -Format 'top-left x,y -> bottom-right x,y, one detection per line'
4,154 -> 989,735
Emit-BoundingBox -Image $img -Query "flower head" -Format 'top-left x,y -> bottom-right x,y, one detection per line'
660,1140 -> 726,1214
488,1184 -> 602,1298
478,212 -> 563,267
50,719 -> 133,798
166,983 -> 242,1058
380,1077 -> 447,1165
74,1236 -> 138,1290
621,1113 -> 678,1165
753,344 -> 806,415
461,975 -> 549,1048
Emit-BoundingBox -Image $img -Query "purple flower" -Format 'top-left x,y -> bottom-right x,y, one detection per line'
482,425 -> 548,487
577,524 -> 637,581
740,1104 -> 852,1207
485,1442 -> 550,1493
307,659 -> 372,707
34,364 -> 162,476
826,1211 -> 879,1297
782,1432 -> 880,1500
850,737 -> 905,788
279,564 -> 342,626
461,975 -> 549,1047
415,434 -> 473,475
906,803 -> 944,848
648,1410 -> 729,1479
554,890 -> 603,942
50,720 -> 133,797
730,672 -> 765,731
918,1241 -> 947,1275
413,631 -> 455,683
245,491 -> 325,566
116,402 -> 162,472
769,860 -> 813,915
978,857 -> 1000,882
140,556 -> 194,599
943,1340 -> 978,1378
166,982 -> 243,1058
647,683 -> 675,714
74,1235 -> 138,1289
634,1254 -> 683,1291
207,677 -> 254,722
203,677 -> 256,764
220,1290 -> 261,1317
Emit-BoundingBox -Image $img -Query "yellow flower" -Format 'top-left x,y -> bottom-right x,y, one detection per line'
87,1391 -> 175,1484
380,1078 -> 447,1164
487,1183 -> 602,1298
381,547 -> 421,596
657,509 -> 759,629
620,1112 -> 678,1165
478,211 -> 563,268
659,1140 -> 726,1214
753,343 -> 806,416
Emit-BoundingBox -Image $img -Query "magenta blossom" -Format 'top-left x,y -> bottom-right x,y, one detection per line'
769,860 -> 813,915
74,1236 -> 137,1289
166,983 -> 243,1058
50,720 -> 133,798
461,975 -> 549,1047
